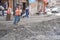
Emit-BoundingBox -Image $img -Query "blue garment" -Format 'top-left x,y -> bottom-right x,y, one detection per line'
26,9 -> 29,17
2,10 -> 4,16
3,4 -> 6,9
13,16 -> 20,25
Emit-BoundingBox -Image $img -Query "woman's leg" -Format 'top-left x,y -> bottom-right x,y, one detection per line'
17,16 -> 20,23
13,16 -> 18,24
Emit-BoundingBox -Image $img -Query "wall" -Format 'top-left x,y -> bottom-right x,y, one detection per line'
29,2 -> 38,15
55,0 -> 60,7
8,0 -> 27,9
9,0 -> 13,9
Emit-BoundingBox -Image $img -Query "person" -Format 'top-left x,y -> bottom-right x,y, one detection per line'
13,6 -> 22,25
25,6 -> 29,18
22,6 -> 29,18
3,2 -> 8,10
0,5 -> 4,16
6,7 -> 11,21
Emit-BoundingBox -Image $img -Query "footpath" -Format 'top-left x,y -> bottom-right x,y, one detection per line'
0,14 -> 60,40
0,14 -> 60,29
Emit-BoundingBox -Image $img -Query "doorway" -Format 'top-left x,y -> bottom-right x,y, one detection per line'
22,2 -> 26,10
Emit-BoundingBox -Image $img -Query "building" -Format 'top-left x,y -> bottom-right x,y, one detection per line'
29,0 -> 38,15
0,0 -> 49,15
55,0 -> 60,7
29,0 -> 50,15
0,0 -> 29,10
48,0 -> 60,7
10,0 -> 29,11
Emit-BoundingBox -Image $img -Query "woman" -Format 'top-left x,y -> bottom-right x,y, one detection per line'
13,6 -> 22,25
6,7 -> 11,21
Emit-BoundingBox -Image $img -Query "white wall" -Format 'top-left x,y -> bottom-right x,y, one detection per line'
29,2 -> 38,15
